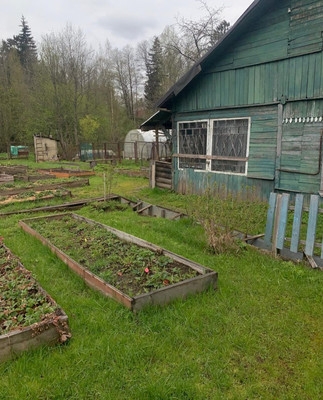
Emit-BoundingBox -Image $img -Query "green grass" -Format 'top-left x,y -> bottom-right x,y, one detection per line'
0,160 -> 322,399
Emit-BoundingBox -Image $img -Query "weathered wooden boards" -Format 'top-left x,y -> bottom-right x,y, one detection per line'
150,161 -> 172,190
19,213 -> 218,312
264,192 -> 323,269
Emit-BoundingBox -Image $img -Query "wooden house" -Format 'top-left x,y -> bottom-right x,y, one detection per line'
144,0 -> 323,201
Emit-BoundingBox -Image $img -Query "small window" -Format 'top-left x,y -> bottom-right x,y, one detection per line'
178,121 -> 207,170
211,119 -> 249,174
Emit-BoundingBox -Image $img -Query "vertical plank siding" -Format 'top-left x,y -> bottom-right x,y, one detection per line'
177,52 -> 323,112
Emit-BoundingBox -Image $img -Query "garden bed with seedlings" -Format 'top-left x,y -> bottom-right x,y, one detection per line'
0,188 -> 71,206
0,242 -> 70,362
19,213 -> 217,311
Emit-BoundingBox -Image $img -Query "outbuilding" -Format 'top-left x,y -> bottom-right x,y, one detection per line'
34,135 -> 60,162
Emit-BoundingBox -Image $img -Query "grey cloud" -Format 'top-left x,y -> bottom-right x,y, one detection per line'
96,13 -> 157,41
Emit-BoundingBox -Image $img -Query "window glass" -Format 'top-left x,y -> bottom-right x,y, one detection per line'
178,121 -> 207,169
177,118 -> 249,174
212,119 -> 248,173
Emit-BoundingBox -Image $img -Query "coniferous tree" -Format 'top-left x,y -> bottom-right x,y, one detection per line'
7,16 -> 38,75
144,37 -> 163,111
15,16 -> 38,70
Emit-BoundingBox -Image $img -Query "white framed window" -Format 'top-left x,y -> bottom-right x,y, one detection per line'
178,120 -> 208,170
177,118 -> 250,175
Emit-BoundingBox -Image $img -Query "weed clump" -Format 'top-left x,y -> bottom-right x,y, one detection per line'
186,185 -> 267,254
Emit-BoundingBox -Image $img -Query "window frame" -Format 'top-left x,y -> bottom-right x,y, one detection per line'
176,117 -> 250,175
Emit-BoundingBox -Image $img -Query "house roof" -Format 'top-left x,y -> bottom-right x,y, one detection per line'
157,0 -> 273,109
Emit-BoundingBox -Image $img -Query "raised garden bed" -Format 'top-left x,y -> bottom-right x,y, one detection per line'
0,188 -> 71,206
92,195 -> 186,220
0,243 -> 70,362
0,174 -> 14,183
0,197 -> 108,217
0,165 -> 28,176
38,168 -> 95,178
19,213 -> 218,312
0,178 -> 89,197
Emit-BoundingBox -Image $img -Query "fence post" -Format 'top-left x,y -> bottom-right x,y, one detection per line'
264,192 -> 277,247
134,142 -> 138,162
150,160 -> 156,188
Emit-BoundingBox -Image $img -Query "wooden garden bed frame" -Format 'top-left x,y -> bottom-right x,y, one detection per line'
19,213 -> 218,312
38,168 -> 95,178
112,195 -> 186,220
0,244 -> 70,363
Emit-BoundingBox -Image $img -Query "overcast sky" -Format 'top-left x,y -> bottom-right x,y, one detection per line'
0,0 -> 254,50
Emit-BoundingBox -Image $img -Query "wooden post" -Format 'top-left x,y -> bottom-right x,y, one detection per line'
272,193 -> 282,255
117,142 -> 122,163
134,141 -> 138,162
150,160 -> 156,188
155,128 -> 159,161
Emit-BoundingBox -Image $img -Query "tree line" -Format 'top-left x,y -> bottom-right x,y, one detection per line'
0,2 -> 229,159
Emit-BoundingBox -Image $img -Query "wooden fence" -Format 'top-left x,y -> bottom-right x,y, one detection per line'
264,192 -> 323,269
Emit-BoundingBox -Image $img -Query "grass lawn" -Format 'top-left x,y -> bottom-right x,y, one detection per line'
0,160 -> 322,399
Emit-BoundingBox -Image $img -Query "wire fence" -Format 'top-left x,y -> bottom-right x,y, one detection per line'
79,141 -> 171,163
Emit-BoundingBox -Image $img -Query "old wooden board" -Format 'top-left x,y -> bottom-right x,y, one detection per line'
0,313 -> 70,363
19,213 -> 218,312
